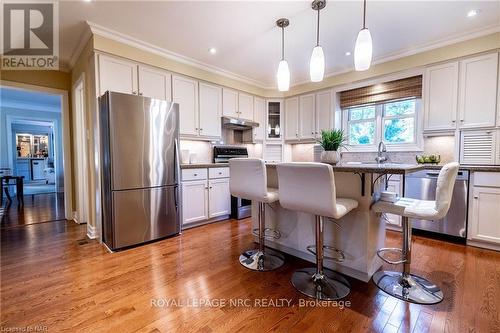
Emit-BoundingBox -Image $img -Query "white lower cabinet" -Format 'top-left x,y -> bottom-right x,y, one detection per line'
181,167 -> 230,227
208,178 -> 231,218
182,179 -> 209,224
468,172 -> 500,250
384,176 -> 402,229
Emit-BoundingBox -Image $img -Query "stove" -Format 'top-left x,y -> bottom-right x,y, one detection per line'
213,145 -> 251,219
213,145 -> 248,163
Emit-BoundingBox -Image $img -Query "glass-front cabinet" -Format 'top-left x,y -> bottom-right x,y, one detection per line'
16,134 -> 50,158
16,134 -> 32,158
267,100 -> 282,140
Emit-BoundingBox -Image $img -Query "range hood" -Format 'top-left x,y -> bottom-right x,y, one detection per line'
222,116 -> 259,130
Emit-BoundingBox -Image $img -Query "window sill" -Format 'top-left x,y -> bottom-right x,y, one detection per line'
344,144 -> 423,153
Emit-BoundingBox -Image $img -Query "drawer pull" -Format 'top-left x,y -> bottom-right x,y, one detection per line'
219,172 -> 222,175
193,173 -> 198,176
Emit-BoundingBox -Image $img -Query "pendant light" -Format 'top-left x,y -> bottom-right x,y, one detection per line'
354,0 -> 373,71
310,0 -> 326,82
276,18 -> 290,92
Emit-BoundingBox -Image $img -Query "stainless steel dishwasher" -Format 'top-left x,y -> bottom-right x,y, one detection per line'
405,169 -> 469,239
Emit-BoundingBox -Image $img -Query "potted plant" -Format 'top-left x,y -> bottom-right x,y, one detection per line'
318,129 -> 346,164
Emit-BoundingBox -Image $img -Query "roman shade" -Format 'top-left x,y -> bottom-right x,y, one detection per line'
340,75 -> 422,108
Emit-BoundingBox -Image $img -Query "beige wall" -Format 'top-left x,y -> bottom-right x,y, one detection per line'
1,69 -> 71,91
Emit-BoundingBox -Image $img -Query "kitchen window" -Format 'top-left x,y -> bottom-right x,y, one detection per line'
345,98 -> 420,150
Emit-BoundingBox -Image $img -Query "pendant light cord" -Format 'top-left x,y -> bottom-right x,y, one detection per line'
363,0 -> 367,29
316,7 -> 320,46
281,26 -> 285,60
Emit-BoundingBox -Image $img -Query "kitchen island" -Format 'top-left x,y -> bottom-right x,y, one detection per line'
252,162 -> 424,282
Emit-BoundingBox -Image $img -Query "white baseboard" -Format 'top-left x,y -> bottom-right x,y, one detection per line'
87,224 -> 97,239
467,239 -> 500,252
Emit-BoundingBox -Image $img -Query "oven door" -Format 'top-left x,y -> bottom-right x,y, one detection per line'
231,196 -> 252,219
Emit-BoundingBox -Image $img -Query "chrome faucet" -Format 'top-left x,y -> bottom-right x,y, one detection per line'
375,141 -> 388,164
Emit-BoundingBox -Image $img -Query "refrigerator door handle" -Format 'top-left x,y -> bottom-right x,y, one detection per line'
174,138 -> 181,185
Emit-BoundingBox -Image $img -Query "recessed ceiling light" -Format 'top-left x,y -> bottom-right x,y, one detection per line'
467,9 -> 480,17
345,51 -> 351,56
208,47 -> 217,55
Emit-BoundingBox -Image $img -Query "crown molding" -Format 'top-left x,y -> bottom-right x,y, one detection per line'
72,21 -> 500,91
86,21 -> 269,89
289,23 -> 500,88
68,27 -> 93,69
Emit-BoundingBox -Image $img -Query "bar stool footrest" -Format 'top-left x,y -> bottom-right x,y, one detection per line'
306,245 -> 345,262
376,247 -> 406,265
252,228 -> 281,240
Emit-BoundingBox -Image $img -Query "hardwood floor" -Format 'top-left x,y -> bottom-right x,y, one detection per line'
1,192 -> 65,229
1,218 -> 499,333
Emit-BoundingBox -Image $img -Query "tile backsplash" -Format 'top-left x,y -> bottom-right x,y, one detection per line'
179,140 -> 263,164
290,135 -> 457,164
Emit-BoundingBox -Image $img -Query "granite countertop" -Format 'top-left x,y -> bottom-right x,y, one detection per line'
419,164 -> 500,172
181,163 -> 228,169
266,162 -> 424,174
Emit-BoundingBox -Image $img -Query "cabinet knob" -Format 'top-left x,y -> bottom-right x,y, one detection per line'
311,131 -> 314,134
219,172 -> 222,175
473,196 -> 478,199
199,128 -> 203,131
139,92 -> 143,96
193,173 -> 198,176
195,128 -> 199,131
132,91 -> 137,95
452,120 -> 456,123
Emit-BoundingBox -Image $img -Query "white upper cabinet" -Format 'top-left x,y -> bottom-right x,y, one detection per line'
299,94 -> 315,140
238,93 -> 254,121
459,53 -> 499,128
424,62 -> 459,131
285,97 -> 299,141
198,82 -> 222,138
98,54 -> 138,96
222,88 -> 238,118
253,97 -> 266,141
138,66 -> 172,101
172,75 -> 199,137
315,91 -> 332,139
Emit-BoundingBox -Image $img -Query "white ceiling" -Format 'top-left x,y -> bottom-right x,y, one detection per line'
59,1 -> 500,88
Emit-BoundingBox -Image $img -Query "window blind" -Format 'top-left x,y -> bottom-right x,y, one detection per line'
340,75 -> 422,108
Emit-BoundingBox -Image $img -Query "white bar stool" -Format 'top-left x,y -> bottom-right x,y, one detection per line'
229,158 -> 284,271
276,162 -> 358,300
372,162 -> 459,304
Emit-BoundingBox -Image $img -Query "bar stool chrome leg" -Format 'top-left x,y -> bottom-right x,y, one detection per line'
372,217 -> 443,304
239,202 -> 284,271
291,216 -> 350,300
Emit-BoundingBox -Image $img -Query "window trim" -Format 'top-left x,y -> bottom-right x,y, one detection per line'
342,98 -> 423,153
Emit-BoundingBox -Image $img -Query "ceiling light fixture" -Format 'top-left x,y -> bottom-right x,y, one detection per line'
310,0 -> 326,82
276,18 -> 290,92
208,47 -> 217,55
354,0 -> 373,71
467,9 -> 480,17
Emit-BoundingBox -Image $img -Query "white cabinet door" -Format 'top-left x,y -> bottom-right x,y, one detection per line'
208,178 -> 231,218
253,97 -> 266,141
172,75 -> 199,137
238,92 -> 254,120
285,97 -> 299,141
98,55 -> 137,96
199,82 -> 222,138
299,94 -> 315,140
460,130 -> 497,165
315,91 -> 332,139
424,62 -> 459,131
459,53 -> 499,128
222,88 -> 238,118
384,180 -> 402,228
469,186 -> 500,244
182,180 -> 208,225
138,66 -> 172,101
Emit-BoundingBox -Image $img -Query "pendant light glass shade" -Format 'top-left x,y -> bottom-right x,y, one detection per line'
309,45 -> 325,82
354,28 -> 372,71
277,60 -> 290,92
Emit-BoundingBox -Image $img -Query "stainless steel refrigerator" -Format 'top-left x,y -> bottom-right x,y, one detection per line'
99,91 -> 180,251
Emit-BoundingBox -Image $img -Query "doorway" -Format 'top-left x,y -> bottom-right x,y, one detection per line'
0,82 -> 73,228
